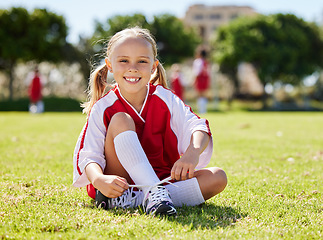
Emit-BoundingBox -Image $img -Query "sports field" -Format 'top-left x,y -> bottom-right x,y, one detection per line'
0,111 -> 322,239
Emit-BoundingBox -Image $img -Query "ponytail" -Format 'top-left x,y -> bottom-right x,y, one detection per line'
82,64 -> 109,115
150,62 -> 168,88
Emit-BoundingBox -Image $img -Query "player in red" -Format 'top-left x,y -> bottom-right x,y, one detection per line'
73,27 -> 227,216
170,64 -> 185,101
28,67 -> 44,113
193,49 -> 210,114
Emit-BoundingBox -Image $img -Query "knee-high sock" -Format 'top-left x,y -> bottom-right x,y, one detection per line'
113,130 -> 160,194
165,177 -> 205,207
197,97 -> 208,114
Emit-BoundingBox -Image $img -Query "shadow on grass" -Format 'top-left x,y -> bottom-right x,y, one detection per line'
170,203 -> 246,230
87,199 -> 245,230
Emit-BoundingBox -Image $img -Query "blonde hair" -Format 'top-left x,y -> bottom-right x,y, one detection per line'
82,27 -> 167,114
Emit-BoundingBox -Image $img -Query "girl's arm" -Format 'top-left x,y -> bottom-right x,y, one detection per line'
171,130 -> 210,181
85,162 -> 129,198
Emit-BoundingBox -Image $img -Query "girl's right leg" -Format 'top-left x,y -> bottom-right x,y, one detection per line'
103,112 -> 176,215
104,112 -> 134,182
104,112 -> 160,187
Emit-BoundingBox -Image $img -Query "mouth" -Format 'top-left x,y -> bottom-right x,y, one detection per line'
124,77 -> 141,83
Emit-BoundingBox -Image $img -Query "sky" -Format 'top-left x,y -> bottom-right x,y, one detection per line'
1,0 -> 323,43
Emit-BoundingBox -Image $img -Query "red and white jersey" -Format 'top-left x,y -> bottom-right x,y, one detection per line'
73,83 -> 213,187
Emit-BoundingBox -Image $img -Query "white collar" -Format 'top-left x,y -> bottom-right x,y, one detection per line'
116,84 -> 150,123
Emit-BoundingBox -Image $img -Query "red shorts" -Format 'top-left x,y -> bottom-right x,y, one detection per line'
195,76 -> 209,92
87,184 -> 96,199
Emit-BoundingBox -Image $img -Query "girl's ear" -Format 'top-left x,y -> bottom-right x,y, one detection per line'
105,58 -> 113,73
152,59 -> 159,73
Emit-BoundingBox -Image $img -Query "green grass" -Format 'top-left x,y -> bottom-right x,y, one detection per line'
0,111 -> 322,239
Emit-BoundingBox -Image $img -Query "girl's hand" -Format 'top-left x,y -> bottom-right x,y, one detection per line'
92,174 -> 129,198
171,130 -> 210,181
171,151 -> 199,181
85,162 -> 128,198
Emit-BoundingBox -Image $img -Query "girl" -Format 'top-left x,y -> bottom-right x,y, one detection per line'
193,49 -> 210,114
28,66 -> 44,113
73,27 -> 227,216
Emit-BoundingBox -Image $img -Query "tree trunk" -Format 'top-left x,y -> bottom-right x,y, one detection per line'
8,62 -> 14,101
262,93 -> 268,109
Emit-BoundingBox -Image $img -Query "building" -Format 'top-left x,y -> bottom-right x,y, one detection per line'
184,4 -> 257,43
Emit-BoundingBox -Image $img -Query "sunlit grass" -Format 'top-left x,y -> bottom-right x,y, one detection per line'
0,111 -> 322,239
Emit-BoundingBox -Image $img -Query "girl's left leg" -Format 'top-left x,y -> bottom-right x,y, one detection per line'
194,167 -> 227,200
165,167 -> 227,207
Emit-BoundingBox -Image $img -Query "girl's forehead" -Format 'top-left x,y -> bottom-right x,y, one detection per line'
110,36 -> 153,54
118,36 -> 148,44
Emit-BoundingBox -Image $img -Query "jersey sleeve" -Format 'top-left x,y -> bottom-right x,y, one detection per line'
172,96 -> 213,169
73,103 -> 107,187
155,86 -> 213,169
193,58 -> 203,76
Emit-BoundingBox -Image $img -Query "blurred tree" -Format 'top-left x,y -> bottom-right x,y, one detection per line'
150,14 -> 201,65
213,13 -> 323,96
0,7 -> 68,100
63,37 -> 92,82
90,13 -> 201,66
93,13 -> 150,40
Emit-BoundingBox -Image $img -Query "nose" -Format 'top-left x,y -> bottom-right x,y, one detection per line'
128,63 -> 138,72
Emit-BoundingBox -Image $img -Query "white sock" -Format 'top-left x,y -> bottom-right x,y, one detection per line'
165,177 -> 205,207
113,130 -> 160,194
197,97 -> 207,114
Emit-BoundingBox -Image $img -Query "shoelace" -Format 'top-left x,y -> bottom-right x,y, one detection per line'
128,176 -> 174,188
112,187 -> 142,208
145,186 -> 169,207
129,176 -> 178,209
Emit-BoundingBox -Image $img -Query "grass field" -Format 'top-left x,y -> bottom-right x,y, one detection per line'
0,111 -> 322,239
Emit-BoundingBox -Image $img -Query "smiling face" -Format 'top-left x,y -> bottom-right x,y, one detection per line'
105,36 -> 158,103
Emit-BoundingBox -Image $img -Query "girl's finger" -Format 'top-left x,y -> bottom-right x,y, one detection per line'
181,167 -> 188,180
188,166 -> 195,179
171,165 -> 178,180
107,188 -> 124,198
174,165 -> 182,180
115,178 -> 129,190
